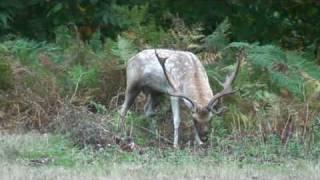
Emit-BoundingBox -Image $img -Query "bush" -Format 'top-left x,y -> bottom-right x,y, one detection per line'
50,103 -> 116,148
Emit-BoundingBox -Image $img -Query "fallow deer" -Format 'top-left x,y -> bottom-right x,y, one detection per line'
119,49 -> 242,148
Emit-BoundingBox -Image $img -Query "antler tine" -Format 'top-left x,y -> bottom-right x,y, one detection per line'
212,76 -> 224,87
207,50 -> 244,111
154,49 -> 196,111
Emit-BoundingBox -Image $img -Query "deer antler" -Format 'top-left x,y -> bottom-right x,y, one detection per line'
154,50 -> 177,91
154,49 -> 196,111
207,50 -> 244,111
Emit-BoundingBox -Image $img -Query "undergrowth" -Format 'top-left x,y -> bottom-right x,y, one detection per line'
0,16 -> 319,163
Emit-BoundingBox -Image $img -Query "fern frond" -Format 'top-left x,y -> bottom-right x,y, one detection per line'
0,12 -> 12,29
204,18 -> 231,51
269,71 -> 304,97
286,51 -> 320,80
111,35 -> 137,64
224,42 -> 312,98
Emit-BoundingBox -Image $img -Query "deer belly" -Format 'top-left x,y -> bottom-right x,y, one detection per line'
141,72 -> 169,93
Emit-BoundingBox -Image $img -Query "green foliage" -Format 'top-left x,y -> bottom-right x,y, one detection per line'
3,39 -> 62,66
88,30 -> 103,52
204,18 -> 231,52
226,42 -> 320,98
0,133 -> 89,167
111,35 -> 137,64
211,116 -> 229,139
286,51 -> 320,80
5,39 -> 42,65
311,115 -> 320,158
0,12 -> 12,29
0,0 -> 319,50
0,59 -> 13,90
111,4 -> 149,28
88,101 -> 107,114
68,65 -> 98,89
54,26 -> 74,50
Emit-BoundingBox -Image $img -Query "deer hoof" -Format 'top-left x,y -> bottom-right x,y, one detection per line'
173,144 -> 180,149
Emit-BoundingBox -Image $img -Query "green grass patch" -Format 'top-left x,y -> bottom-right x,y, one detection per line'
21,136 -> 79,167
1,132 -> 320,179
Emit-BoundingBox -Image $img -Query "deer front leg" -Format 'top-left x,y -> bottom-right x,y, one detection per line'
170,97 -> 180,148
119,87 -> 140,135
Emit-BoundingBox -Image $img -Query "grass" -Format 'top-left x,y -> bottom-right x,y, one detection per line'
1,132 -> 320,179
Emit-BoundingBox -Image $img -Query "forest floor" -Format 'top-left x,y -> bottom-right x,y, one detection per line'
1,132 -> 319,180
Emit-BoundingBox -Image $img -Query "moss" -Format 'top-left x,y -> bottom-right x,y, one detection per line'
0,60 -> 13,90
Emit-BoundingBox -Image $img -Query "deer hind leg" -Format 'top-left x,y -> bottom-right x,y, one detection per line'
144,93 -> 161,117
119,85 -> 141,134
170,97 -> 181,148
144,92 -> 161,136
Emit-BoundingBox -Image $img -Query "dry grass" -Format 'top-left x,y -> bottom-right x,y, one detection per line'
49,104 -> 117,148
0,61 -> 62,130
1,160 -> 320,180
1,133 -> 320,180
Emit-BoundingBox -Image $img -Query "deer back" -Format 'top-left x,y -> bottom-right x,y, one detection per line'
127,49 -> 214,108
